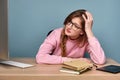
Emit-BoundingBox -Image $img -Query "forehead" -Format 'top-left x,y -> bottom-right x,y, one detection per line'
71,17 -> 82,25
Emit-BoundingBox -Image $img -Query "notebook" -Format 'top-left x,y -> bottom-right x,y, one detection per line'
63,60 -> 93,71
60,67 -> 91,75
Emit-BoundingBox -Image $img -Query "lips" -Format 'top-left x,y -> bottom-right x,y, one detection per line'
66,28 -> 71,33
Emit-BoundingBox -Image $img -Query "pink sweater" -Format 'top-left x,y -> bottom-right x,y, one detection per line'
36,28 -> 106,64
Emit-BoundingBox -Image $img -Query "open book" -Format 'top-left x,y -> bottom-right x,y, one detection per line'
60,60 -> 93,74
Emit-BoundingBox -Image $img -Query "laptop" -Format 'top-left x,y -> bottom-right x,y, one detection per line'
0,0 -> 34,68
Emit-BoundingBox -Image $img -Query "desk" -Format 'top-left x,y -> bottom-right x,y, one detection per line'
0,58 -> 120,80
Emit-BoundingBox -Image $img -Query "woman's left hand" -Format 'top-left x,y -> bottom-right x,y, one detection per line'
82,11 -> 93,31
82,11 -> 94,39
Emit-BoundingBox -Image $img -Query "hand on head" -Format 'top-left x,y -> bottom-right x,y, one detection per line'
82,11 -> 93,31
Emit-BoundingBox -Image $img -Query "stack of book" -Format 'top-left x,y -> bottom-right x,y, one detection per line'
60,60 -> 93,74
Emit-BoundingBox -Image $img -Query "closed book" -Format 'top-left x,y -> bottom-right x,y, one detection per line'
60,67 -> 80,74
63,60 -> 93,71
60,67 -> 91,74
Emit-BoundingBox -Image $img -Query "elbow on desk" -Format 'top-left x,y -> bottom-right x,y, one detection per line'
35,53 -> 48,64
36,58 -> 40,64
92,57 -> 106,65
36,57 -> 45,64
36,54 -> 42,64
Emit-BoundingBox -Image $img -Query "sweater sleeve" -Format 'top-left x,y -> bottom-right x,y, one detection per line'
36,30 -> 67,64
86,37 -> 106,64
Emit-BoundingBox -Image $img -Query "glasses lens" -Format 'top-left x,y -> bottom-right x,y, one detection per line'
67,22 -> 82,31
71,22 -> 80,30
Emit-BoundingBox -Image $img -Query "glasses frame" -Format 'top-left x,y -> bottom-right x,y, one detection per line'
67,21 -> 82,31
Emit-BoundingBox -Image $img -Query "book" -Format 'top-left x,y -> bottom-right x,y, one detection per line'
59,60 -> 93,74
63,60 -> 93,71
60,67 -> 80,74
60,67 -> 91,75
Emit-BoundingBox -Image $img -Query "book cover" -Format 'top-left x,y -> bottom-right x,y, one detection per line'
63,60 -> 93,71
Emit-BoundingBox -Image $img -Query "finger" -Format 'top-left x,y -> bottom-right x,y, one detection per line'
82,14 -> 87,21
85,12 -> 93,21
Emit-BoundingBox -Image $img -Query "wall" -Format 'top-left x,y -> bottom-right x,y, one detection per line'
8,0 -> 120,62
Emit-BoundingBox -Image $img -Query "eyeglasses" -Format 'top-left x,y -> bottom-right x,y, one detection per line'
67,21 -> 82,31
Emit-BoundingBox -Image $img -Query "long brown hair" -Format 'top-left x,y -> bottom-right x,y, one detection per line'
60,9 -> 89,57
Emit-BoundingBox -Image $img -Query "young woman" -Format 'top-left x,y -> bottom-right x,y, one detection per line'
36,9 -> 106,64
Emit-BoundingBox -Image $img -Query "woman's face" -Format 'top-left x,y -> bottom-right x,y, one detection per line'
65,17 -> 83,40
